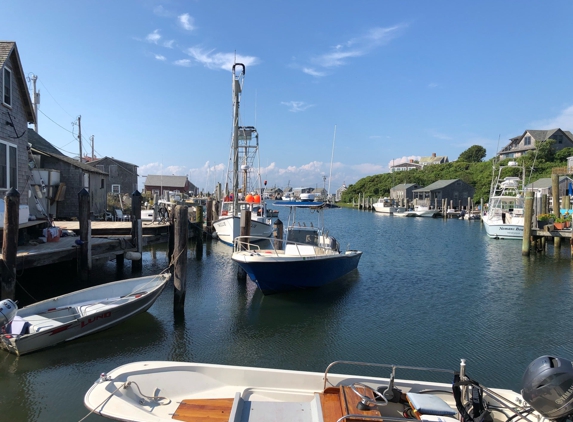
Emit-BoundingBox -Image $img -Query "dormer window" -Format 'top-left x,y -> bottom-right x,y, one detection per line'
2,67 -> 11,107
524,136 -> 531,146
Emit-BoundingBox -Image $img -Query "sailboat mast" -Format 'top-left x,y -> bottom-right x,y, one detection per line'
232,63 -> 245,215
328,125 -> 336,199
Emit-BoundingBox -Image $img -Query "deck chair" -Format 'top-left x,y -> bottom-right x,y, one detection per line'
115,209 -> 130,221
406,392 -> 458,421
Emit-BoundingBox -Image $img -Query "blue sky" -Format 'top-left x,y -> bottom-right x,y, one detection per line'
3,1 -> 572,193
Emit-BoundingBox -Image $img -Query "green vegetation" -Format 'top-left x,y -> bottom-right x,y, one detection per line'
339,142 -> 570,204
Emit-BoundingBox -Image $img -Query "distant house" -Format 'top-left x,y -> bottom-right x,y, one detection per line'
88,157 -> 138,196
498,129 -> 573,159
28,130 -> 108,219
391,160 -> 421,172
390,183 -> 420,201
419,153 -> 449,167
335,184 -> 347,202
525,176 -> 573,198
412,179 -> 475,208
0,41 -> 35,198
144,175 -> 198,198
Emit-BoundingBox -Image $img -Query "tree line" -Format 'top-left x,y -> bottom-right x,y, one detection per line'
339,142 -> 573,204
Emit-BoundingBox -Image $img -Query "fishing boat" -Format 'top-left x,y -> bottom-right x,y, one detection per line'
213,63 -> 273,246
482,161 -> 526,239
0,273 -> 170,356
231,201 -> 362,294
372,197 -> 406,214
83,355 -> 565,422
411,205 -> 439,218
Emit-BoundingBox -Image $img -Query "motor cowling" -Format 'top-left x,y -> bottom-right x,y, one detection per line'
521,355 -> 573,420
0,299 -> 18,328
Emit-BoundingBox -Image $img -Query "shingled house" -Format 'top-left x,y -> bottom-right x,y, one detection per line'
498,129 -> 573,159
144,175 -> 198,198
412,179 -> 475,208
88,157 -> 138,196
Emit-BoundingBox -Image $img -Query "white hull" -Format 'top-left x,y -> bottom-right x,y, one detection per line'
372,204 -> 406,214
213,216 -> 273,246
482,212 -> 524,239
1,273 -> 170,355
85,359 -> 539,422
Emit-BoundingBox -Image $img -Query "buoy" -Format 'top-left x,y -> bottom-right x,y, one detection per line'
125,251 -> 142,261
246,194 -> 254,203
253,194 -> 261,203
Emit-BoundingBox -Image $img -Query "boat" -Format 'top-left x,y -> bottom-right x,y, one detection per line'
83,355 -> 562,422
213,63 -> 273,246
482,161 -> 526,239
411,205 -> 439,218
300,192 -> 316,202
231,201 -> 362,294
0,273 -> 170,356
372,197 -> 406,214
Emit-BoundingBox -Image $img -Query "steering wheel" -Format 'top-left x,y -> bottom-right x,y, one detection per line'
349,382 -> 389,409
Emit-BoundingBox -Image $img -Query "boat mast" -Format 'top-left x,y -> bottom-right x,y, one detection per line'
232,63 -> 245,215
328,125 -> 336,201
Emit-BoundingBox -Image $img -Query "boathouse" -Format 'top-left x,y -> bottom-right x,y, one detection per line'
144,175 -> 198,198
390,183 -> 420,201
88,157 -> 138,196
412,179 -> 475,208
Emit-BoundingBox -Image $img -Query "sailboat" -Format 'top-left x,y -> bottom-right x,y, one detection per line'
213,63 -> 273,246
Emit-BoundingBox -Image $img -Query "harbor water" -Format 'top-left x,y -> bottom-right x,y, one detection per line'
2,206 -> 573,421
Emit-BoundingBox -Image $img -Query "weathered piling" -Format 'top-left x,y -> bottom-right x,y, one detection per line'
130,190 -> 143,272
274,218 -> 284,250
237,210 -> 251,281
195,204 -> 204,259
78,188 -> 90,281
552,174 -> 560,217
206,199 -> 213,235
522,191 -> 534,256
168,207 -> 175,264
1,189 -> 19,299
173,205 -> 188,313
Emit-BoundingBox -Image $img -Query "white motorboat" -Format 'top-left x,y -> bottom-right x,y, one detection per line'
213,63 -> 272,246
232,201 -> 362,294
412,205 -> 439,217
482,161 -> 526,239
0,273 -> 170,356
372,197 -> 406,214
84,355 -> 563,422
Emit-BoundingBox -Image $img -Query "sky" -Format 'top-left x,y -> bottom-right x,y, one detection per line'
3,0 -> 572,193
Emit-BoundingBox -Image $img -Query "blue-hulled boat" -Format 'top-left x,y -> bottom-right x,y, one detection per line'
231,201 -> 362,294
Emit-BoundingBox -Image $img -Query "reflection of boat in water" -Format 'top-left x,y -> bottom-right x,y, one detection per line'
232,201 -> 362,294
372,197 -> 405,214
482,161 -> 526,239
85,355 -> 559,422
212,63 -> 273,245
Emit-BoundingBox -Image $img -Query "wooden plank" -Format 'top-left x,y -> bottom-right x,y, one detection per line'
320,387 -> 344,422
340,385 -> 382,421
172,398 -> 234,422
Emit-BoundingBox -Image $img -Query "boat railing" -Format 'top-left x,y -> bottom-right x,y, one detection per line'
233,235 -> 336,257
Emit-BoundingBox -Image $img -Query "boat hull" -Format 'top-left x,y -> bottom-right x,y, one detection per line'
213,216 -> 273,246
482,220 -> 524,239
0,274 -> 169,356
232,251 -> 362,294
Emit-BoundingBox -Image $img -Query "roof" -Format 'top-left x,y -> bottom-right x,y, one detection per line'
526,176 -> 573,190
391,183 -> 419,189
145,175 -> 189,188
392,162 -> 420,168
27,129 -> 62,155
420,155 -> 448,164
414,179 -> 468,191
33,148 -> 108,174
0,41 -> 35,123
89,156 -> 138,168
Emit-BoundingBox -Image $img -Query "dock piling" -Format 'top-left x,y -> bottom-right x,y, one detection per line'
173,205 -> 188,313
522,191 -> 534,256
131,190 -> 143,272
1,188 -> 19,300
78,188 -> 90,281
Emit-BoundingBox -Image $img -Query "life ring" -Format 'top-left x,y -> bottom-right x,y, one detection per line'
222,210 -> 228,216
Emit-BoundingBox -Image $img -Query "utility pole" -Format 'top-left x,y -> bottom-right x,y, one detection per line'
90,135 -> 94,160
78,115 -> 83,187
30,74 -> 39,133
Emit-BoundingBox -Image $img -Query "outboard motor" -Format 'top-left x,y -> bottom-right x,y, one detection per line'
522,355 -> 573,421
0,299 -> 18,329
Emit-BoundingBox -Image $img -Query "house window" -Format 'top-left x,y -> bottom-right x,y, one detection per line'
2,67 -> 11,106
524,136 -> 531,146
111,184 -> 120,194
100,178 -> 105,189
0,142 -> 17,189
109,165 -> 118,177
556,135 -> 563,144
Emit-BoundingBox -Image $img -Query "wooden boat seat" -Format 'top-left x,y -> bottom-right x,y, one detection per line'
405,392 -> 457,421
172,397 -> 235,421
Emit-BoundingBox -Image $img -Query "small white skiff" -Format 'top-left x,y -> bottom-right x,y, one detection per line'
0,273 -> 170,356
83,358 -> 551,422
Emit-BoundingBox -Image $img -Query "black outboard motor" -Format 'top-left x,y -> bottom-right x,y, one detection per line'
522,355 -> 573,421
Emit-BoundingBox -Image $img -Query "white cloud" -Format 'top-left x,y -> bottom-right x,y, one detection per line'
529,105 -> 573,131
178,13 -> 195,31
428,82 -> 438,89
155,54 -> 166,61
306,24 -> 406,74
427,129 -> 453,141
388,156 -> 420,168
153,6 -> 172,17
280,101 -> 314,113
146,30 -> 161,44
174,59 -> 192,67
163,40 -> 175,49
184,47 -> 260,71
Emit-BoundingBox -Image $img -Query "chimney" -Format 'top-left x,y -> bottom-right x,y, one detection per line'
432,152 -> 436,158
409,159 -> 413,163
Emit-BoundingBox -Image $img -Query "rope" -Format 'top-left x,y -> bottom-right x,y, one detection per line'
77,379 -> 170,422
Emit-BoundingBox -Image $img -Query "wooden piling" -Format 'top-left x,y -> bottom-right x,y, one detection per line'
552,174 -> 560,217
206,199 -> 213,234
522,190 -> 534,256
78,188 -> 90,281
131,190 -> 143,272
195,204 -> 204,259
173,205 -> 188,313
274,218 -> 284,250
237,210 -> 251,281
1,189 -> 19,299
168,207 -> 175,264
